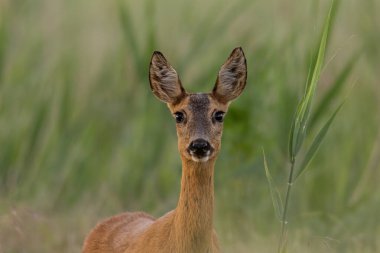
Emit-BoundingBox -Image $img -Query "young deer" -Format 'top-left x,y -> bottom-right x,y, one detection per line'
82,47 -> 247,253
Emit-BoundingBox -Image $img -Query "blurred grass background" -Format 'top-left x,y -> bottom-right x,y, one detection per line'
0,0 -> 379,252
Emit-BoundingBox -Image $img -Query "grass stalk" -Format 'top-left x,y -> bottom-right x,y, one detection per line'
275,2 -> 337,252
278,158 -> 295,253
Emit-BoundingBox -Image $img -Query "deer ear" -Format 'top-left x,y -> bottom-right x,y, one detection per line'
212,47 -> 247,103
149,51 -> 185,104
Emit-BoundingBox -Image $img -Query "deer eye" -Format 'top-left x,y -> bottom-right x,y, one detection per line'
213,111 -> 225,123
174,111 -> 186,124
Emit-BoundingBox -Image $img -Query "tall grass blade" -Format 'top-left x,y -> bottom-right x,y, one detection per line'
0,10 -> 8,82
145,0 -> 156,56
300,1 -> 333,129
118,0 -> 144,79
262,149 -> 283,221
288,0 -> 335,161
305,0 -> 340,91
294,102 -> 344,180
309,52 -> 358,128
288,115 -> 297,161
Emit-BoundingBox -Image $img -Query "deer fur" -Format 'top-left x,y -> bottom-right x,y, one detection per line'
82,47 -> 247,253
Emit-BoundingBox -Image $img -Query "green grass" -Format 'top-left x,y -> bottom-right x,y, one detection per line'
0,0 -> 379,252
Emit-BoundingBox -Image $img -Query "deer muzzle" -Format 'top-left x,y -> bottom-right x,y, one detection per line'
187,138 -> 213,162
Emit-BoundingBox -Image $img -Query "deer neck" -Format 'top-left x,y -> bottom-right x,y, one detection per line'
172,158 -> 215,252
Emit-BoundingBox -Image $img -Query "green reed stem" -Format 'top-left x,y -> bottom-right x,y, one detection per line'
278,157 -> 296,253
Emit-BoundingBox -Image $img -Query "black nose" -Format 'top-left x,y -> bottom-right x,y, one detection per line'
188,138 -> 211,156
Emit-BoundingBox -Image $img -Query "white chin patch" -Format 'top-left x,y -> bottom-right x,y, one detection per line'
189,150 -> 211,163
191,155 -> 210,163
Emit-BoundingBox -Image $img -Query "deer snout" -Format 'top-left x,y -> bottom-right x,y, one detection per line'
188,138 -> 213,161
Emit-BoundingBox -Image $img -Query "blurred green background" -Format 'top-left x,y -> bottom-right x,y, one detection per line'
0,0 -> 379,252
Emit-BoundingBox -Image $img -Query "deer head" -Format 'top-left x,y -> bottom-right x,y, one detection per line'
149,47 -> 247,163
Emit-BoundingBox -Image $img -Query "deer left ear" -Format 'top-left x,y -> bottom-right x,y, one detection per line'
212,47 -> 247,103
149,51 -> 186,104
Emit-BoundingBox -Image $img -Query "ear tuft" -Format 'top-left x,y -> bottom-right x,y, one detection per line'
149,51 -> 185,104
213,47 -> 247,103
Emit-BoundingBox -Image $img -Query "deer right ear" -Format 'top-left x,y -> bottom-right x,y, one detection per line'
212,47 -> 247,103
149,51 -> 185,104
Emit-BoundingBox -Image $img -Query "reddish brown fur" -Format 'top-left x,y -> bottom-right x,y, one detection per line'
82,47 -> 247,253
82,160 -> 220,253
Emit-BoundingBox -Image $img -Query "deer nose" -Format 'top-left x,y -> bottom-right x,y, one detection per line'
188,139 -> 211,156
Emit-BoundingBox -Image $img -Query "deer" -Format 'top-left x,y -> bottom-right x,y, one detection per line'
82,47 -> 247,253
